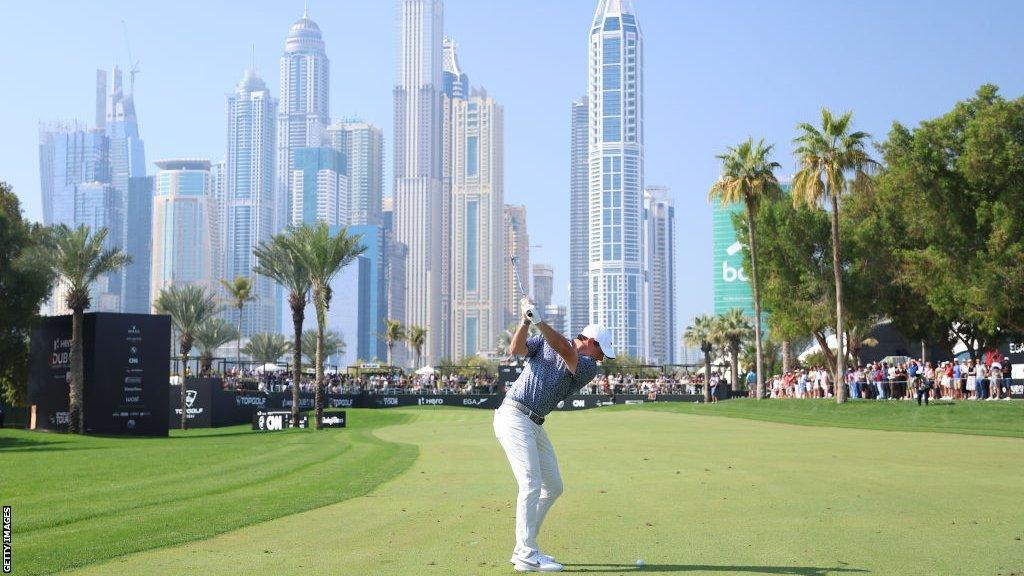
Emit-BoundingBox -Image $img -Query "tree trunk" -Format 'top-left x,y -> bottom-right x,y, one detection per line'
703,348 -> 712,403
387,343 -> 393,367
829,191 -> 847,404
69,307 -> 85,434
782,340 -> 791,374
180,347 -> 189,430
746,206 -> 765,400
920,340 -> 926,364
290,295 -> 304,428
314,290 -> 326,430
730,343 -> 739,392
236,304 -> 243,374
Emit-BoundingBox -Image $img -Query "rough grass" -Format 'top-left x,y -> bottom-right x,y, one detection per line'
31,404 -> 1024,576
636,397 -> 1024,437
0,410 -> 417,576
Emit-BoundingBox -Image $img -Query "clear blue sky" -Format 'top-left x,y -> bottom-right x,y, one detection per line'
2,0 -> 1022,346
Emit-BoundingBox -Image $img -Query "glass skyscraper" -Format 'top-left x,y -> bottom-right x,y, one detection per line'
643,186 -> 676,364
104,67 -> 150,313
74,181 -> 123,312
327,120 -> 383,226
588,0 -> 645,358
569,96 -> 589,334
394,0 -> 445,364
451,89 -> 504,360
151,160 -> 215,294
226,68 -> 278,337
291,147 -> 347,226
277,8 -> 330,234
39,123 -> 108,227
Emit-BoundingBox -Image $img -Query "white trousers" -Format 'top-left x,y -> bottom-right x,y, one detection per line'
493,404 -> 564,558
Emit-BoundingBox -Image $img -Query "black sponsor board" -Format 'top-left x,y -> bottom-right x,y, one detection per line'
253,411 -> 308,431
553,395 -> 612,410
612,393 -> 706,404
367,394 -> 502,409
498,361 -> 525,387
28,313 -> 170,435
320,411 -> 347,428
169,379 -> 214,428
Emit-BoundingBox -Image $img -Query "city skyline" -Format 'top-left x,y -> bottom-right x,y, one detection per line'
4,1 -> 1023,340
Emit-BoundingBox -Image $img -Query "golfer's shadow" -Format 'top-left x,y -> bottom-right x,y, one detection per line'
561,563 -> 869,575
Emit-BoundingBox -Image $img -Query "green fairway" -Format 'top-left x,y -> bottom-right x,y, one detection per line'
5,403 -> 1015,576
0,411 -> 417,575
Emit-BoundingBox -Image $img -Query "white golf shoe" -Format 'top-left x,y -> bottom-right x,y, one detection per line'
512,552 -> 563,572
510,552 -> 556,565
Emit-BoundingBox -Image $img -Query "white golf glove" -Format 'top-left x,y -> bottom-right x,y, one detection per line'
520,297 -> 544,325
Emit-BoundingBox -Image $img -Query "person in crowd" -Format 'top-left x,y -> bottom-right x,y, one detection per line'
974,360 -> 988,400
989,356 -> 1002,400
709,372 -> 720,403
914,364 -> 932,406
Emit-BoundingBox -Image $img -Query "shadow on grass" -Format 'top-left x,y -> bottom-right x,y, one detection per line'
0,435 -> 85,453
562,563 -> 868,575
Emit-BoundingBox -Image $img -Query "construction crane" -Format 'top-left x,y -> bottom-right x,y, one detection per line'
121,20 -> 141,93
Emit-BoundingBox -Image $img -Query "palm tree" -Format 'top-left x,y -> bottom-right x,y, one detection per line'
242,332 -> 291,364
154,284 -> 220,430
382,319 -> 406,367
407,325 -> 427,368
220,276 -> 256,373
254,230 -> 311,427
683,314 -> 716,403
711,309 -> 753,392
290,222 -> 365,429
709,138 -> 782,401
792,108 -> 875,403
43,225 -> 130,433
301,329 -> 345,370
846,321 -> 880,369
194,317 -> 239,375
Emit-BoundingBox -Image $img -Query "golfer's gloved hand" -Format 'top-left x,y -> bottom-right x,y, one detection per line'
520,297 -> 544,325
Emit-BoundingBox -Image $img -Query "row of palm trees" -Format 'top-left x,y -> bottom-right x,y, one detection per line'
382,320 -> 427,369
683,309 -> 754,402
706,108 -> 874,404
43,220 -> 365,433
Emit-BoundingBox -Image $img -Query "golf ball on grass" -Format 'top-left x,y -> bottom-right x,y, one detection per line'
636,559 -> 645,567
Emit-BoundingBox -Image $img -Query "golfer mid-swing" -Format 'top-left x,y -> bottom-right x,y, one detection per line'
496,297 -> 615,572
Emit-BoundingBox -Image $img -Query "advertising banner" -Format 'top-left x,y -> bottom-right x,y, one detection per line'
169,379 -> 213,429
28,313 -> 170,436
253,411 -> 308,431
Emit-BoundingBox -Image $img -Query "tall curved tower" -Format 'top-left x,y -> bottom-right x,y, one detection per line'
588,0 -> 645,358
277,8 -> 330,233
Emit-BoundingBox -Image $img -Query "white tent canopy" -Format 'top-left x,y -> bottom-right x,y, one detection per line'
414,366 -> 435,375
256,363 -> 285,373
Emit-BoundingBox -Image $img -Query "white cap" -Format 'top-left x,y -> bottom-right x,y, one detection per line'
581,324 -> 616,359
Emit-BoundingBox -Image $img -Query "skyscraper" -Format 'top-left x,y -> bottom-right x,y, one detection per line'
327,120 -> 383,226
123,175 -> 153,313
74,181 -> 123,312
39,123 -> 108,227
503,204 -> 530,327
588,0 -> 645,358
382,196 -> 408,365
437,35 -> 469,361
569,96 -> 589,334
450,88 -> 504,360
151,160 -> 215,296
532,264 -> 554,312
105,66 -> 149,313
291,147 -> 347,226
226,68 -> 278,336
278,8 -> 330,233
394,0 -> 444,364
643,186 -> 676,364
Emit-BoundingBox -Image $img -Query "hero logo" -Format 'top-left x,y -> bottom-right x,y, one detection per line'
418,398 -> 445,406
722,242 -> 749,282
